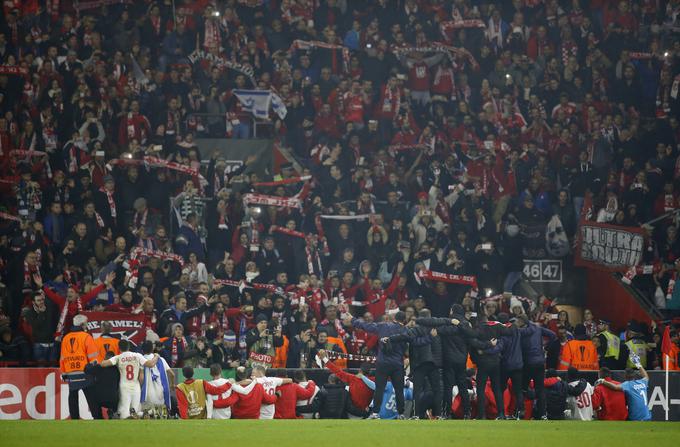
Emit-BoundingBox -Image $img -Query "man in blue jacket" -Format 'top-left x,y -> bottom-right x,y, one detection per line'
345,311 -> 408,419
516,314 -> 556,420
497,313 -> 524,419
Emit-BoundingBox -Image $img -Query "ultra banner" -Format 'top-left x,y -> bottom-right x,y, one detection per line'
575,221 -> 645,272
81,311 -> 146,346
1,368 -> 679,420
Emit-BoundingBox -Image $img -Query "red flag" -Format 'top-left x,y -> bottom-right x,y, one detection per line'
661,325 -> 672,357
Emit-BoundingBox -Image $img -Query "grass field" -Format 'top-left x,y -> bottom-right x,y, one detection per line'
1,420 -> 679,447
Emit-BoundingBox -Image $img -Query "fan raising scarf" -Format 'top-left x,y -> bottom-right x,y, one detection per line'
171,336 -> 188,366
417,269 -> 479,297
56,294 -> 82,337
271,226 -> 320,275
99,187 -> 117,220
289,40 -> 350,72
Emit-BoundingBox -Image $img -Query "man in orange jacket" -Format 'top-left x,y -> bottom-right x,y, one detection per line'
559,324 -> 598,370
59,314 -> 99,419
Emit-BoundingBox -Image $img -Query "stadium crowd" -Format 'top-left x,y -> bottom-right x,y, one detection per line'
0,0 -> 679,421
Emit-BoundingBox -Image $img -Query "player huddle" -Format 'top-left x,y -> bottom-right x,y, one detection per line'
59,311 -> 654,421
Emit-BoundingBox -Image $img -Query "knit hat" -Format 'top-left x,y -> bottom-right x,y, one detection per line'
224,330 -> 236,343
256,314 -> 269,324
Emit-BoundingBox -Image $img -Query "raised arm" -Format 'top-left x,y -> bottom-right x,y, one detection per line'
350,318 -> 379,334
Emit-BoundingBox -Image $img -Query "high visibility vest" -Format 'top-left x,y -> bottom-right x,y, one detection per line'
94,336 -> 120,363
625,339 -> 648,369
559,339 -> 599,370
273,335 -> 289,368
177,380 -> 207,419
598,331 -> 620,359
60,330 -> 98,374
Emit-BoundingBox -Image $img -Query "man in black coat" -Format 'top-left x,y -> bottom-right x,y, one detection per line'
387,309 -> 443,419
318,374 -> 348,419
84,351 -> 120,419
416,304 -> 476,419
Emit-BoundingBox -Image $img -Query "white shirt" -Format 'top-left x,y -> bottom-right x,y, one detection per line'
109,351 -> 148,390
255,376 -> 283,419
568,380 -> 594,421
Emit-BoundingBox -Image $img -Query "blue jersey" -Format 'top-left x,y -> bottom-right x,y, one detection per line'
379,382 -> 413,419
621,378 -> 651,421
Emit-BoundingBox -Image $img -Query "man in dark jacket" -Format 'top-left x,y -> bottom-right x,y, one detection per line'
387,309 -> 443,419
543,368 -> 587,420
517,314 -> 557,419
470,318 -> 508,419
497,313 -> 524,419
318,374 -> 348,419
84,351 -> 120,419
346,311 -> 408,419
416,304 -> 476,419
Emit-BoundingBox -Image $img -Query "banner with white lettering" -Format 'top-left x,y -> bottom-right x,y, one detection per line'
81,311 -> 146,346
575,221 -> 645,271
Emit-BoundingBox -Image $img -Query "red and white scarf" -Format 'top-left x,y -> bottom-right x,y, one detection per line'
252,175 -> 311,187
171,336 -> 188,365
23,261 -> 40,290
243,193 -> 302,209
56,294 -> 82,338
417,269 -> 479,297
213,278 -> 278,293
129,247 -> 185,267
0,211 -> 22,222
99,187 -> 117,219
203,17 -> 221,49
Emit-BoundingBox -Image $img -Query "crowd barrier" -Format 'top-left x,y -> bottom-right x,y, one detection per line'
0,368 -> 678,421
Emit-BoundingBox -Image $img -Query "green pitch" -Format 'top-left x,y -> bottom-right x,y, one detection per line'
1,420 -> 678,447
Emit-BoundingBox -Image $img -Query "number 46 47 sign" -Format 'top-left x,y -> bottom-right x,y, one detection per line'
523,260 -> 563,283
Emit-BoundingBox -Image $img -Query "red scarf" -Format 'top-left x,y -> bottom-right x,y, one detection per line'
417,269 -> 479,296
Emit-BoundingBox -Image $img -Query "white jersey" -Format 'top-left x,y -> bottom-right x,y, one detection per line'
109,351 -> 148,390
208,378 -> 232,419
296,380 -> 320,419
568,380 -> 594,420
141,354 -> 171,407
255,376 -> 283,419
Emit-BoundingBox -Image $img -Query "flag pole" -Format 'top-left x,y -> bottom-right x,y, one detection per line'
666,355 -> 669,421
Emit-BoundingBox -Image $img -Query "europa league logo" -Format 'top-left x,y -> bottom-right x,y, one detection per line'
69,337 -> 76,354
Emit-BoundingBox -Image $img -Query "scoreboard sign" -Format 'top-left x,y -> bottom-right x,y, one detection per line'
523,259 -> 562,283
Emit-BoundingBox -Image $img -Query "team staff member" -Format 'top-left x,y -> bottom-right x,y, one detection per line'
416,304 -> 475,419
517,314 -> 556,420
59,314 -> 99,419
591,367 -> 627,421
346,311 -> 409,420
318,350 -> 375,418
597,356 -> 652,421
175,366 -> 236,419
